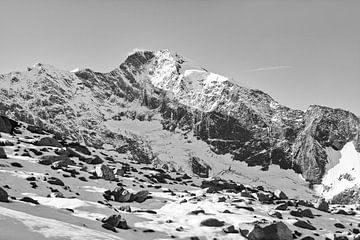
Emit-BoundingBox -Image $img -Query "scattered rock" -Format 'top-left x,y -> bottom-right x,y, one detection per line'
0,187 -> 9,202
315,198 -> 329,212
35,137 -> 63,148
19,197 -> 39,205
334,223 -> 346,229
0,147 -> 7,158
95,164 -> 116,181
200,218 -> 225,227
47,177 -> 65,186
274,189 -> 288,199
268,210 -> 283,219
133,190 -> 149,203
290,208 -> 314,218
38,155 -> 71,166
223,225 -> 239,233
293,220 -> 317,230
247,222 -> 292,240
274,203 -> 288,211
10,162 -> 23,168
112,187 -> 132,202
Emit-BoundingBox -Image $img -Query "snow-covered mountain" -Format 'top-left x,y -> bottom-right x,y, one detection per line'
0,49 -> 360,239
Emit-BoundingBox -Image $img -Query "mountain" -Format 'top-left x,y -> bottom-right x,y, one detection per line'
0,49 -> 359,239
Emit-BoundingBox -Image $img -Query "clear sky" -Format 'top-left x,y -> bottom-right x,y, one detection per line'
0,0 -> 359,115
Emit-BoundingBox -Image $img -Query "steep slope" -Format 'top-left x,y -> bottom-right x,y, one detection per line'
0,49 -> 360,201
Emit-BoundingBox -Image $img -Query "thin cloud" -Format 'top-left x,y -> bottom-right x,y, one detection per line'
245,66 -> 294,72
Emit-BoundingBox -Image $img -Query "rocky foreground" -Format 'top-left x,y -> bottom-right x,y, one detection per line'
0,115 -> 359,240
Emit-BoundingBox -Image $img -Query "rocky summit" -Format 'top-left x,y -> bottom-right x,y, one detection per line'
0,49 -> 359,240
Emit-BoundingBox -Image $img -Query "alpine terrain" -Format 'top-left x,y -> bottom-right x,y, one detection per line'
0,49 -> 359,240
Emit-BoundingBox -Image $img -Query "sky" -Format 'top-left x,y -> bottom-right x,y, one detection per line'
0,0 -> 359,115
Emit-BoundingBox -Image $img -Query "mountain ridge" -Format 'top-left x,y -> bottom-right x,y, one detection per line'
0,49 -> 360,198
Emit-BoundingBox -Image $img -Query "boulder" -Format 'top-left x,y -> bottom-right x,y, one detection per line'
133,190 -> 149,203
0,116 -> 18,134
101,214 -> 122,232
200,218 -> 225,227
47,177 -> 65,186
38,155 -> 71,165
290,208 -> 314,218
293,220 -> 316,230
274,203 -> 288,211
256,192 -> 273,203
95,164 -> 116,181
274,190 -> 288,200
35,137 -> 63,148
247,222 -> 292,240
0,187 -> 9,202
112,187 -> 132,202
0,147 -> 7,159
315,198 -> 329,212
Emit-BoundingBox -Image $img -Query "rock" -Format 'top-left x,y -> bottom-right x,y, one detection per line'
0,147 -> 7,158
247,222 -> 293,240
290,208 -> 314,218
47,177 -> 65,186
293,220 -> 317,230
0,187 -> 9,202
49,192 -> 64,198
101,214 -> 122,232
51,159 -> 74,169
334,223 -> 346,229
301,237 -> 315,240
256,192 -> 273,203
19,197 -> 39,205
0,116 -> 18,134
67,142 -> 91,155
95,164 -> 116,181
274,203 -> 288,211
35,137 -> 63,148
274,190 -> 288,200
119,205 -> 131,212
200,218 -> 225,227
223,225 -> 239,233
38,155 -> 71,166
268,210 -> 283,219
190,156 -> 211,178
133,190 -> 149,203
83,155 -> 103,164
26,125 -> 44,134
112,187 -> 132,202
10,162 -> 23,168
315,198 -> 329,212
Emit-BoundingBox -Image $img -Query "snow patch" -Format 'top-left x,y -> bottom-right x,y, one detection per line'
317,142 -> 360,199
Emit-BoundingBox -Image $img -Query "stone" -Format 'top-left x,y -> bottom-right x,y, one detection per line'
274,190 -> 288,200
35,137 -> 63,148
102,214 -> 122,232
334,223 -> 346,229
119,205 -> 131,212
0,147 -> 7,158
0,116 -> 18,134
200,218 -> 225,227
19,197 -> 39,205
256,192 -> 273,203
274,203 -> 288,211
38,155 -> 71,166
268,210 -> 283,219
47,177 -> 65,186
95,164 -> 116,181
133,190 -> 149,203
0,187 -> 9,202
315,198 -> 329,212
112,187 -> 132,202
223,225 -> 239,233
290,208 -> 314,218
293,220 -> 316,230
247,222 -> 293,240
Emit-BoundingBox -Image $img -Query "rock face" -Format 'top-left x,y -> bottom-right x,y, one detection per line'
247,222 -> 293,240
0,49 -> 359,186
